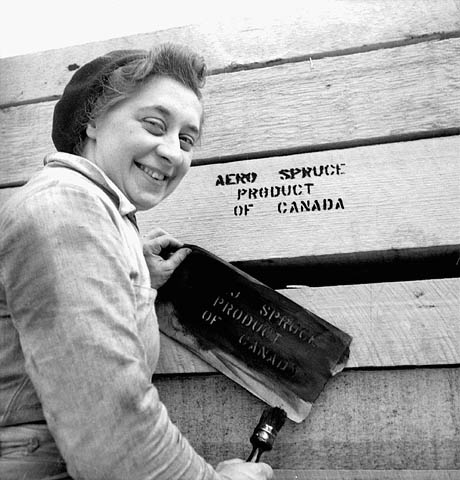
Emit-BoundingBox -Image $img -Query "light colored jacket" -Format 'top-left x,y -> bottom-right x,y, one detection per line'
0,153 -> 218,480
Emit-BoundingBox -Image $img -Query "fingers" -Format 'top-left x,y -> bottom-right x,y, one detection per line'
143,233 -> 183,257
215,458 -> 245,469
143,227 -> 169,240
258,462 -> 274,479
215,458 -> 274,479
142,229 -> 191,289
162,247 -> 191,270
241,462 -> 274,480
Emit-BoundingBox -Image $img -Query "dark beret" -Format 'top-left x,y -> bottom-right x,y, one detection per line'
52,49 -> 146,153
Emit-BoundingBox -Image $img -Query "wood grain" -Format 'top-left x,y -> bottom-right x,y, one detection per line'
156,277 -> 460,373
154,367 -> 460,469
1,39 -> 459,182
198,39 -> 460,161
1,0 -> 459,106
135,136 -> 460,263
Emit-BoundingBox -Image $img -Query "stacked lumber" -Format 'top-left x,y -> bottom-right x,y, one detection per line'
1,1 -> 459,477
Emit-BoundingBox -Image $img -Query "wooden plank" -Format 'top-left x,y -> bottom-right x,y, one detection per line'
274,471 -> 460,480
285,280 -> 460,368
1,0 -> 459,106
154,368 -> 460,469
157,277 -> 460,373
136,136 -> 460,263
2,39 -> 459,179
0,102 -> 53,184
4,135 -> 460,272
198,39 -> 460,161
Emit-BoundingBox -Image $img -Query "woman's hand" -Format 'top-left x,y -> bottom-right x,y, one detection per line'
142,228 -> 191,289
216,458 -> 274,480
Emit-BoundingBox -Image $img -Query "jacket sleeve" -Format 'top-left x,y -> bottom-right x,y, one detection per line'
1,183 -> 220,480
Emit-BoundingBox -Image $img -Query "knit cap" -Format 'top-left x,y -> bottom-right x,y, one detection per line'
52,49 -> 145,153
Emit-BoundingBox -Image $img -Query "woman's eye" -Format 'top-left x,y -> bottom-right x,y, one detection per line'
143,119 -> 165,134
180,135 -> 195,152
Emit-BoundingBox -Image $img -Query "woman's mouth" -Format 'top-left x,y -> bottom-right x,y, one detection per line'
135,161 -> 167,181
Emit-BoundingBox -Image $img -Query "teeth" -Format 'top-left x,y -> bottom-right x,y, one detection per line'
137,163 -> 166,181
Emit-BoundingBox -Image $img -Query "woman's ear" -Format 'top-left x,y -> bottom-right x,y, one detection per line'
85,120 -> 97,140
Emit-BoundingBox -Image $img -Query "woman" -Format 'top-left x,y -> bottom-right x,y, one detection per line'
0,44 -> 273,480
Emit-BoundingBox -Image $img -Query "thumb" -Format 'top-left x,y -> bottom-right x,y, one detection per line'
218,459 -> 244,466
258,462 -> 274,479
163,247 -> 191,270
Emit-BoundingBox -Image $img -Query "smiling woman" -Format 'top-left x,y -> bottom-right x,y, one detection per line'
83,76 -> 202,210
0,44 -> 273,480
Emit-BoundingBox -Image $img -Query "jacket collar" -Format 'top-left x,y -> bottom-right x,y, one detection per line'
44,152 -> 137,218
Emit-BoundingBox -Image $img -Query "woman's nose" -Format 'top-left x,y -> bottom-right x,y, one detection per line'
156,135 -> 182,166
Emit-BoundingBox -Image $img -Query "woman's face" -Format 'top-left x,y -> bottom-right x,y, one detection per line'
84,75 -> 203,211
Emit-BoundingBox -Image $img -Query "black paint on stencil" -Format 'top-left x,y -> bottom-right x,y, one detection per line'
159,245 -> 352,403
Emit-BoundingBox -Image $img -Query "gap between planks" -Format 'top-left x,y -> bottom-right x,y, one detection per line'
210,30 -> 460,76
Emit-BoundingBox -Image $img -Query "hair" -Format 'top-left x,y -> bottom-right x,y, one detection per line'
74,43 -> 206,154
